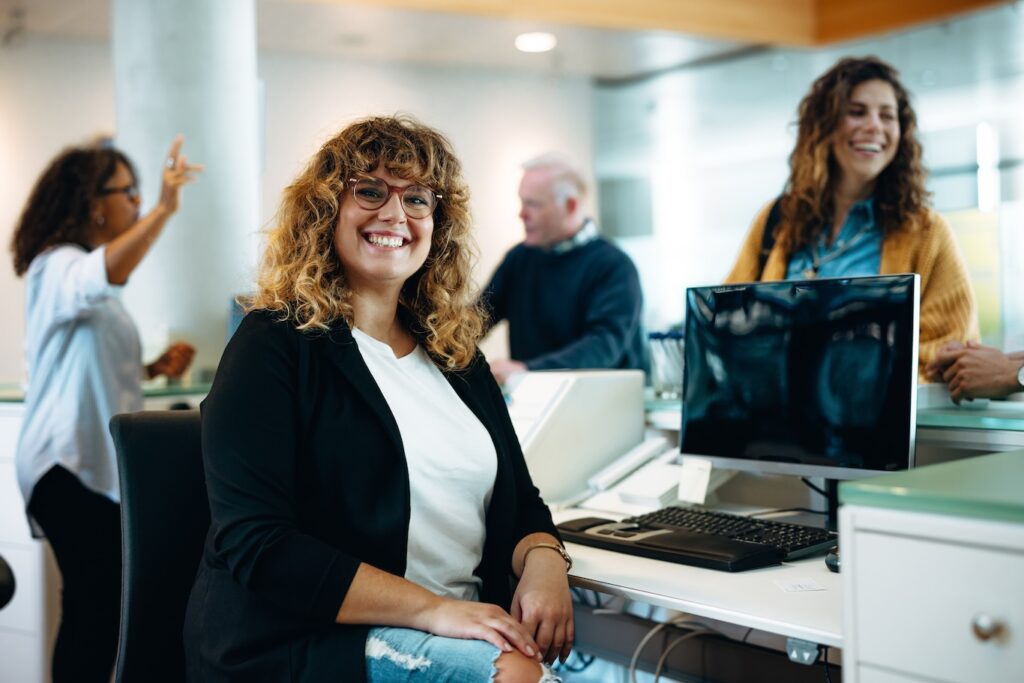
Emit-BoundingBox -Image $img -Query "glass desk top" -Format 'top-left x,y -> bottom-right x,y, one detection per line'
645,392 -> 1024,433
0,382 -> 212,404
839,448 -> 1024,523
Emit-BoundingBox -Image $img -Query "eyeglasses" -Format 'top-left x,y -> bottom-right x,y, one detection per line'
348,177 -> 441,219
98,184 -> 140,201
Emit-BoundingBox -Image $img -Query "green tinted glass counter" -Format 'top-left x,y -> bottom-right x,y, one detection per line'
839,448 -> 1024,524
646,394 -> 1024,433
0,382 -> 211,404
915,402 -> 1024,431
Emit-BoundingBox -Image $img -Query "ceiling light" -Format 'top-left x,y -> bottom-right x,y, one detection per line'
515,32 -> 557,53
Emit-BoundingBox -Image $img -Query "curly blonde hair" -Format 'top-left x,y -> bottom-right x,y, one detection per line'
777,56 -> 929,256
249,115 -> 485,371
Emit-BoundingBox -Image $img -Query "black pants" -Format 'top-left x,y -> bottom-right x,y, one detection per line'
28,464 -> 121,683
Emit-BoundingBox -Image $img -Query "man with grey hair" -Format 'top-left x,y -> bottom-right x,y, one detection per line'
481,153 -> 645,384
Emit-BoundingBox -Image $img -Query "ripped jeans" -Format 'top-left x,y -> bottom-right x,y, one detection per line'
365,627 -> 562,682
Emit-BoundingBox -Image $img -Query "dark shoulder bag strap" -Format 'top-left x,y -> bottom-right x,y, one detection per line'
757,197 -> 783,281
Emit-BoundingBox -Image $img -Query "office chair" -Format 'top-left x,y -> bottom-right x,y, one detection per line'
0,552 -> 14,610
110,410 -> 207,683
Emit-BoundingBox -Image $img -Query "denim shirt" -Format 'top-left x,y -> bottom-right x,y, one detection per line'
785,198 -> 882,280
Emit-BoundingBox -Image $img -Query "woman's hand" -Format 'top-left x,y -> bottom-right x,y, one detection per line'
146,342 -> 196,379
416,597 -> 541,660
103,136 -> 204,284
337,563 -> 540,659
511,547 -> 574,664
157,135 -> 203,216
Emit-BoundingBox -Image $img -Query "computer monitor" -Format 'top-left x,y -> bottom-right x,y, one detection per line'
680,274 -> 919,481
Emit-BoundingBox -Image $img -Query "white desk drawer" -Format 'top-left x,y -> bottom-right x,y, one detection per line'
857,664 -> 927,683
0,543 -> 45,634
0,406 -> 23,460
0,460 -> 32,542
852,530 -> 1024,682
0,627 -> 45,683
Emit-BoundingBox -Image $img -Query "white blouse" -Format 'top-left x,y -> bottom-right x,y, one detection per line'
352,328 -> 497,601
16,244 -> 143,521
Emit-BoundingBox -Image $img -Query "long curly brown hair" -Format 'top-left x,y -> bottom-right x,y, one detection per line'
249,114 -> 485,371
776,56 -> 928,255
11,146 -> 135,276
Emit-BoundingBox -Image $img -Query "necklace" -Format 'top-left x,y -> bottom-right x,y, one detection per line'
801,220 -> 875,279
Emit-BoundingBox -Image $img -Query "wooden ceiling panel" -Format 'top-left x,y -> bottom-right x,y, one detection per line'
303,0 -> 1006,45
815,0 -> 1005,45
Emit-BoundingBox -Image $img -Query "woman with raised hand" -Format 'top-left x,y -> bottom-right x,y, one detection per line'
184,115 -> 572,682
726,56 -> 978,376
11,135 -> 201,682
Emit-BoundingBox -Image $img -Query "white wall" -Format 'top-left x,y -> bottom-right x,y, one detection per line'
0,38 -> 117,385
257,52 -> 595,354
0,36 -> 594,382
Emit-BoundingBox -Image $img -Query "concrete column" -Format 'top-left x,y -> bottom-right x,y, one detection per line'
111,0 -> 259,378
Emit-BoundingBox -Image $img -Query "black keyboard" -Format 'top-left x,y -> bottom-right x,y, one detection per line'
557,506 -> 837,572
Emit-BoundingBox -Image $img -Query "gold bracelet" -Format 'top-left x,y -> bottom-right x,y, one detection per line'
523,542 -> 572,572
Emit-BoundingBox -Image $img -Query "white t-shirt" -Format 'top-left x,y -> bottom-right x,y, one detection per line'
16,244 -> 143,518
352,327 -> 497,601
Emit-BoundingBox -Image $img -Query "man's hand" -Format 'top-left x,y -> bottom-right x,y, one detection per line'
489,359 -> 528,386
934,341 -> 1022,403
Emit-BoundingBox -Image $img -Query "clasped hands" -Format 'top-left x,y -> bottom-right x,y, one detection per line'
925,340 -> 1022,404
417,550 -> 573,665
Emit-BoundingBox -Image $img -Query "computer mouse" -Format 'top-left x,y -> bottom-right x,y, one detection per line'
825,546 -> 840,573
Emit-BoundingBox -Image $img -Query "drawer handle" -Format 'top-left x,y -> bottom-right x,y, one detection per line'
971,614 -> 1004,642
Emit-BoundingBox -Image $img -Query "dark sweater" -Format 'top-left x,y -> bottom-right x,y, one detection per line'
483,237 -> 646,372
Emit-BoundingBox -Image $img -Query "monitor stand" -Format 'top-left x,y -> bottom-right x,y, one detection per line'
825,479 -> 839,532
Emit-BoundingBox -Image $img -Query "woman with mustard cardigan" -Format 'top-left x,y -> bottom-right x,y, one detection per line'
726,56 -> 978,377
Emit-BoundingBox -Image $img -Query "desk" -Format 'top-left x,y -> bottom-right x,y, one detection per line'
916,402 -> 1024,461
575,399 -> 1023,677
840,449 -> 1024,682
556,510 -> 842,649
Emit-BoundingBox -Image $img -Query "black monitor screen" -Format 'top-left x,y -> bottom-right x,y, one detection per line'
681,274 -> 919,480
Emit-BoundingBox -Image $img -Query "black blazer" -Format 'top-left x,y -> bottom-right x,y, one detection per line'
183,310 -> 558,682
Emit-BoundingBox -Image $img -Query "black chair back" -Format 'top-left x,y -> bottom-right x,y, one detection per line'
111,410 -> 207,683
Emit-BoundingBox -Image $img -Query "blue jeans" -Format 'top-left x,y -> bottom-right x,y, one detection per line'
365,627 -> 561,682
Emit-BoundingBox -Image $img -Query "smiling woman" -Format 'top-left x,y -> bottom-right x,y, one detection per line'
185,115 -> 573,682
724,56 -> 979,376
334,167 -> 438,302
248,115 -> 481,369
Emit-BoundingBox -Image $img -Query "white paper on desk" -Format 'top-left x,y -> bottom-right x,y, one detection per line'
774,578 -> 825,593
677,457 -> 713,504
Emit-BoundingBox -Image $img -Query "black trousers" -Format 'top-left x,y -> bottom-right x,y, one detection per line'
28,464 -> 121,683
